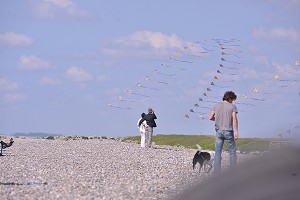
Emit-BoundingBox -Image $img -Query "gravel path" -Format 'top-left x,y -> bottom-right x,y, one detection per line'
0,137 -> 253,200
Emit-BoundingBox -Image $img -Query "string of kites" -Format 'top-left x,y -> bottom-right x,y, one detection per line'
108,38 -> 300,121
278,125 -> 300,139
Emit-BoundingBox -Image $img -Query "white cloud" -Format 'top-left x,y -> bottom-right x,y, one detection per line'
0,32 -> 33,47
30,0 -> 91,18
39,77 -> 62,86
45,0 -> 75,8
252,27 -> 300,43
0,79 -> 19,91
19,55 -> 50,70
3,93 -> 25,103
116,31 -> 185,49
66,67 -> 93,82
268,0 -> 300,10
101,31 -> 187,58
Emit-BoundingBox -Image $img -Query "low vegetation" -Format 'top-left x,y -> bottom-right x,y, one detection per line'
3,133 -> 280,153
123,134 -> 278,152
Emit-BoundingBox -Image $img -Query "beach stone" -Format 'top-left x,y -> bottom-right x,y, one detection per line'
0,138 -> 253,199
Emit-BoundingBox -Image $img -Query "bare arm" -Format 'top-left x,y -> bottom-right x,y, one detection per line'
209,110 -> 215,121
232,112 -> 239,140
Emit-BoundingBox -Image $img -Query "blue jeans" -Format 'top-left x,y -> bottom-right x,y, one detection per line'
214,130 -> 237,175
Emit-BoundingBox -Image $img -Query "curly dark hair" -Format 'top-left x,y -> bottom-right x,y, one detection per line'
222,91 -> 237,101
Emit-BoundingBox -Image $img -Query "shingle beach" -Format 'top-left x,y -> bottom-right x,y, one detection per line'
0,137 -> 253,200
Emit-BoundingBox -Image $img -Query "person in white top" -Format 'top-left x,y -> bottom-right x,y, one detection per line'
137,113 -> 147,147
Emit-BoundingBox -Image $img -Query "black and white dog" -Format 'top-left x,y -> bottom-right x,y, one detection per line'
192,144 -> 215,173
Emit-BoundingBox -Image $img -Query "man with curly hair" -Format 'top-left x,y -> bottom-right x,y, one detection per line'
209,91 -> 239,175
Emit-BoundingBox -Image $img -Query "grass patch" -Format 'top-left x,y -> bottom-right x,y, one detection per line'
123,134 -> 277,152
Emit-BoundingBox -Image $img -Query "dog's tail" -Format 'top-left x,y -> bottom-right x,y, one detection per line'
196,144 -> 202,152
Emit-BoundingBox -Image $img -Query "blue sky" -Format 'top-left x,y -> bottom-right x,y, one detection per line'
0,0 -> 299,138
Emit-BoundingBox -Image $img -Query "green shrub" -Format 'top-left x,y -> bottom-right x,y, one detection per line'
46,136 -> 55,140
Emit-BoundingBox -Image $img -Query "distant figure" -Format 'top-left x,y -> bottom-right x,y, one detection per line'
0,138 -> 14,156
209,91 -> 238,175
139,108 -> 157,148
137,113 -> 147,148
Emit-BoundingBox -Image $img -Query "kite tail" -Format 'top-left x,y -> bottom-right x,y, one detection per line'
173,59 -> 193,63
155,80 -> 168,85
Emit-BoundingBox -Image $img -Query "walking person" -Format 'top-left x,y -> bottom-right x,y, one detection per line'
209,91 -> 239,175
137,113 -> 147,148
139,108 -> 157,148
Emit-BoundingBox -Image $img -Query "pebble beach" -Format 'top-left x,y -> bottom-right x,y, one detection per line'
0,137 -> 253,200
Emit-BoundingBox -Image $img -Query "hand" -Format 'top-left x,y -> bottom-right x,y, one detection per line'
234,131 -> 239,140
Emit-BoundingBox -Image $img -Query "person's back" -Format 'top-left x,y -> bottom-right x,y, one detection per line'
210,91 -> 238,175
137,113 -> 147,147
138,118 -> 148,133
143,113 -> 157,128
213,101 -> 237,131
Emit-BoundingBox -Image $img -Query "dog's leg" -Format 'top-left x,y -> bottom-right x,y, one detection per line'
206,160 -> 213,173
199,164 -> 202,173
206,164 -> 212,173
